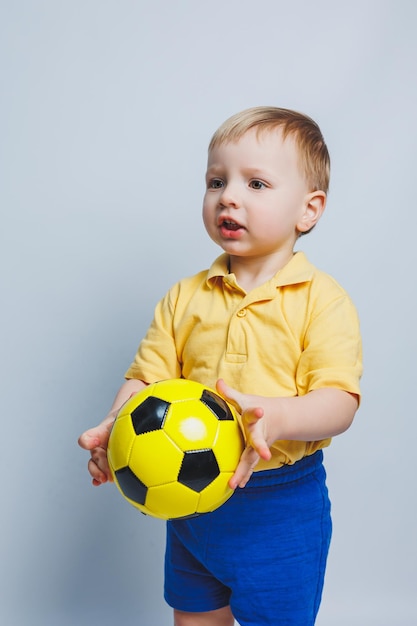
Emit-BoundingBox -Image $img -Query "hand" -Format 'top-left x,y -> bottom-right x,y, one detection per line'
78,412 -> 117,486
216,379 -> 272,489
78,380 -> 147,486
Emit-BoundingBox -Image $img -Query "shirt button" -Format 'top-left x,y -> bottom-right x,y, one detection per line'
237,309 -> 247,317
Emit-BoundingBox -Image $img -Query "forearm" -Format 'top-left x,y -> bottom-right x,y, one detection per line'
264,388 -> 358,443
219,381 -> 360,489
106,378 -> 148,419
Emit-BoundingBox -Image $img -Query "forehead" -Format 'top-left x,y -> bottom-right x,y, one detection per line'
207,127 -> 301,172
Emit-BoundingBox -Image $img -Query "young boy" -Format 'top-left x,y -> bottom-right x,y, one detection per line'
79,107 -> 362,626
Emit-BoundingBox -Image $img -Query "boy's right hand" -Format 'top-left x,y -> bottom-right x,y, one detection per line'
78,412 -> 117,486
78,379 -> 147,486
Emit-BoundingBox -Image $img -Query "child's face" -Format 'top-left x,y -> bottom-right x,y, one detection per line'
203,128 -> 317,262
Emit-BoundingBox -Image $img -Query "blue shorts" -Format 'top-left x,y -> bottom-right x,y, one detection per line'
164,450 -> 332,626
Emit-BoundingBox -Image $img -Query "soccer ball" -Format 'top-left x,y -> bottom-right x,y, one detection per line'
107,379 -> 244,520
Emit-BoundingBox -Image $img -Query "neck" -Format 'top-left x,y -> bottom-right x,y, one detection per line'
229,251 -> 294,291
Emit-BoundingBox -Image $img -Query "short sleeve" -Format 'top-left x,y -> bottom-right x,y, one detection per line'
124,285 -> 182,383
296,291 -> 363,399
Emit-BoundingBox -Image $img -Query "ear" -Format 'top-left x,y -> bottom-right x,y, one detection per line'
296,190 -> 326,233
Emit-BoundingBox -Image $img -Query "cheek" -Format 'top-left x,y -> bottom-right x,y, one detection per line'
202,200 -> 214,232
257,208 -> 285,231
202,195 -> 215,219
254,207 -> 297,239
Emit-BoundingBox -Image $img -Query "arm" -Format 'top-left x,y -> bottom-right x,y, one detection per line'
216,379 -> 359,489
78,378 -> 147,486
80,286 -> 184,485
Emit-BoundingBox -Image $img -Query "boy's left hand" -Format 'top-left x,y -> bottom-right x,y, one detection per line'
216,379 -> 272,489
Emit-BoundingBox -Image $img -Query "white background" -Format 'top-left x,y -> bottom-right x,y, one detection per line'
1,1 -> 416,624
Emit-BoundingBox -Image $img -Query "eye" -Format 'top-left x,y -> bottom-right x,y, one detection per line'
207,178 -> 224,190
249,179 -> 266,190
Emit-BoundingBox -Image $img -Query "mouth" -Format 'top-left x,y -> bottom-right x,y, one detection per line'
217,216 -> 245,240
218,217 -> 244,232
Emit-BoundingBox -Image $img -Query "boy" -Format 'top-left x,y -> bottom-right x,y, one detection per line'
79,107 -> 362,625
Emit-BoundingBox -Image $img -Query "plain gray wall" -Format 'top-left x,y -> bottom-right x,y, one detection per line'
1,1 -> 416,624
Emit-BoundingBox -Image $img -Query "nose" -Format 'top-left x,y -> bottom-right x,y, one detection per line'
218,183 -> 241,209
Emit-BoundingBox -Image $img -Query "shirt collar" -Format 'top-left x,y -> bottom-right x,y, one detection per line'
206,251 -> 315,289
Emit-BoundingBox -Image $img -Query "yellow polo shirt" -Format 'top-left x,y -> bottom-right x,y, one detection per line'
125,251 -> 362,470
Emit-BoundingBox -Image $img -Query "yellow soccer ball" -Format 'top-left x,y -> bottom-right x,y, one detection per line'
107,379 -> 244,520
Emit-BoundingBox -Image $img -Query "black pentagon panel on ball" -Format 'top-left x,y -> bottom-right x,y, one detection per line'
131,396 -> 170,435
200,389 -> 234,421
178,449 -> 220,492
115,466 -> 148,505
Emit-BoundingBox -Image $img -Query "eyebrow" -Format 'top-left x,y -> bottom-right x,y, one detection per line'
206,163 -> 271,172
205,163 -> 224,173
206,165 -> 277,180
242,167 -> 273,178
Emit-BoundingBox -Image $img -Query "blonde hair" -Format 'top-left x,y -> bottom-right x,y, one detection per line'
209,106 -> 330,193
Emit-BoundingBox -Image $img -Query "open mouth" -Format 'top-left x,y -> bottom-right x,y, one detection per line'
220,218 -> 243,231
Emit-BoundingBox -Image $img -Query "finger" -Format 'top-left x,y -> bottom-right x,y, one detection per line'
249,436 -> 272,461
88,457 -> 107,485
78,429 -> 102,450
88,454 -> 112,486
241,408 -> 270,459
78,419 -> 115,450
242,405 -> 264,427
229,446 -> 259,489
216,378 -> 242,412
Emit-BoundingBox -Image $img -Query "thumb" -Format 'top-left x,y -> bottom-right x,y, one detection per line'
78,427 -> 102,450
216,378 -> 242,413
78,416 -> 115,450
